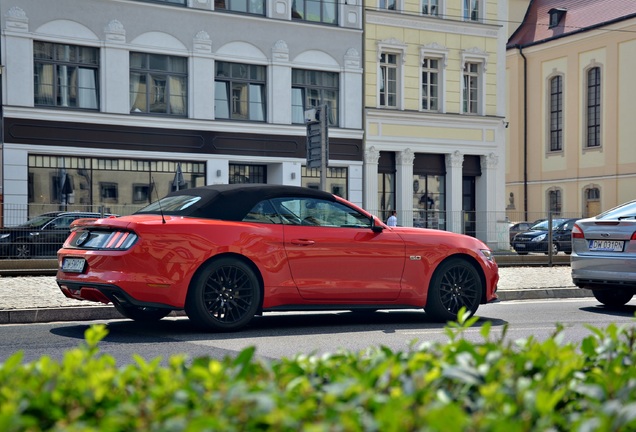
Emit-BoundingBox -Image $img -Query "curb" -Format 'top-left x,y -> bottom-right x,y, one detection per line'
0,288 -> 593,325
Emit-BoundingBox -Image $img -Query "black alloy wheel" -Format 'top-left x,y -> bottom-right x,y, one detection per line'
114,303 -> 171,322
592,290 -> 634,308
14,240 -> 32,259
185,257 -> 261,332
425,258 -> 483,322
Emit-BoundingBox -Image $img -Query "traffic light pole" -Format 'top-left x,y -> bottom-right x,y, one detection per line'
305,104 -> 329,192
319,104 -> 328,192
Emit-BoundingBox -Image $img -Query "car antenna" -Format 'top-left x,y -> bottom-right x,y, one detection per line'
151,177 -> 166,224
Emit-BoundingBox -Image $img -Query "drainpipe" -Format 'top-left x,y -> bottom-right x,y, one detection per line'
519,46 -> 528,222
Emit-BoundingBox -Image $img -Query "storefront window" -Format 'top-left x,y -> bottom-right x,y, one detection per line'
302,166 -> 347,198
28,155 -> 205,217
413,174 -> 445,230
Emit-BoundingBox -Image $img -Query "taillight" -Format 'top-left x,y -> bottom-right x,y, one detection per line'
571,223 -> 584,239
631,232 -> 636,241
69,229 -> 138,250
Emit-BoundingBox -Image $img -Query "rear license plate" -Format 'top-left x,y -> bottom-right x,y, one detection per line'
588,240 -> 624,252
62,257 -> 86,273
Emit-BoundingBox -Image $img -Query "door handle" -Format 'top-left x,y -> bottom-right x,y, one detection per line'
291,239 -> 315,246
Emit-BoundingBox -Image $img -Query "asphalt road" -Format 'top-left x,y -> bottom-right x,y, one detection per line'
1,297 -> 633,366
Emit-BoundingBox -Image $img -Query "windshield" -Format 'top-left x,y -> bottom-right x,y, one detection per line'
596,200 -> 636,220
135,195 -> 202,214
530,219 -> 567,230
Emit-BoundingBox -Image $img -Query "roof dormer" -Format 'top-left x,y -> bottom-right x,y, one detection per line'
548,8 -> 567,28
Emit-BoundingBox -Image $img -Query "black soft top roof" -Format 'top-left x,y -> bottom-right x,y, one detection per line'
136,184 -> 336,221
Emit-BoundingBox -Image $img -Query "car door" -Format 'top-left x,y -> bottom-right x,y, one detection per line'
273,197 -> 406,302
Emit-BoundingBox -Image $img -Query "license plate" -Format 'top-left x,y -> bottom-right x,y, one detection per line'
62,257 -> 86,273
515,243 -> 525,249
588,240 -> 624,252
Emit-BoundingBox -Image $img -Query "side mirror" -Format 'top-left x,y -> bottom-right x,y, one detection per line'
371,216 -> 384,233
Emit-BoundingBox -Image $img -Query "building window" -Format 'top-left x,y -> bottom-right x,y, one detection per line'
413,174 -> 445,230
292,69 -> 339,126
33,41 -> 99,110
215,62 -> 266,121
584,187 -> 600,217
586,67 -> 601,148
302,166 -> 348,198
464,0 -> 479,21
421,57 -> 440,111
291,0 -> 337,24
462,62 -> 480,114
548,188 -> 562,216
422,0 -> 438,15
130,52 -> 187,116
379,53 -> 398,108
27,155 -> 205,217
214,0 -> 264,14
548,8 -> 567,28
229,164 -> 266,184
379,0 -> 396,10
549,75 -> 563,151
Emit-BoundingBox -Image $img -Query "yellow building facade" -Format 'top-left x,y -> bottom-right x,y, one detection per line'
363,0 -> 508,248
506,1 -> 636,223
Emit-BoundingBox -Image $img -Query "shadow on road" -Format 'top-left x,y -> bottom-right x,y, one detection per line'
49,310 -> 508,343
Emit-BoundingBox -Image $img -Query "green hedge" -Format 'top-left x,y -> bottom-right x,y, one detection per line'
1,311 -> 636,431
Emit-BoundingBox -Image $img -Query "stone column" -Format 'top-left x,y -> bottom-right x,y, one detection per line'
191,31 -> 214,120
445,150 -> 464,234
478,152 -> 501,248
4,7 -> 32,107
397,149 -> 414,227
103,20 -> 129,114
271,40 -> 291,124
363,146 -> 380,215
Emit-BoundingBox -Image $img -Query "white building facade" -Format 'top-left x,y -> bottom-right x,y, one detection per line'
1,0 -> 363,222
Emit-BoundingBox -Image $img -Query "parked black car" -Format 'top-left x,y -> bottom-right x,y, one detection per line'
0,212 -> 117,259
508,221 -> 533,246
512,218 -> 579,255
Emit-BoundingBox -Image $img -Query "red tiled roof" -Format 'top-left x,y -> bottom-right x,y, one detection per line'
508,0 -> 636,47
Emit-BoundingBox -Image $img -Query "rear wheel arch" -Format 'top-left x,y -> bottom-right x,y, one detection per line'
190,253 -> 265,299
185,253 -> 264,331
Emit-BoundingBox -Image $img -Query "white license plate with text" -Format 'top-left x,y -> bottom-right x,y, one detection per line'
62,258 -> 86,273
588,240 -> 624,252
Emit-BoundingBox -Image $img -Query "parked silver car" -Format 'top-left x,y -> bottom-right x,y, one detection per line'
571,200 -> 636,307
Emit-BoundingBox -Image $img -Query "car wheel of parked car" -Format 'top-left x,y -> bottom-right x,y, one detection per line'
516,252 -> 528,256
114,303 -> 171,322
544,243 -> 559,255
13,240 -> 32,259
424,258 -> 482,322
592,290 -> 634,308
185,257 -> 261,332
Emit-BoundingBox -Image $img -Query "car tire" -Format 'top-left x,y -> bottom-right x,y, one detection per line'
516,252 -> 528,256
185,257 -> 261,332
114,303 -> 171,322
424,258 -> 483,322
545,243 -> 559,255
592,290 -> 633,308
13,240 -> 32,259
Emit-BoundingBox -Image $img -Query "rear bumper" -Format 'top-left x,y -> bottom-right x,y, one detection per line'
57,280 -> 178,310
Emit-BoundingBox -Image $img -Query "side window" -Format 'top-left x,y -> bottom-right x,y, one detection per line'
243,200 -> 281,224
271,198 -> 370,228
51,216 -> 74,229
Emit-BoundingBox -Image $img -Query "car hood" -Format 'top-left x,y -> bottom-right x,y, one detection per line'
390,226 -> 490,249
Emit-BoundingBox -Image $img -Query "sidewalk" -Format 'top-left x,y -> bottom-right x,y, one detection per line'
0,265 -> 590,325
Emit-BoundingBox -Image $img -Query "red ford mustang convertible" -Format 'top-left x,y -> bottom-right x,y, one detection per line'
57,184 -> 499,331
